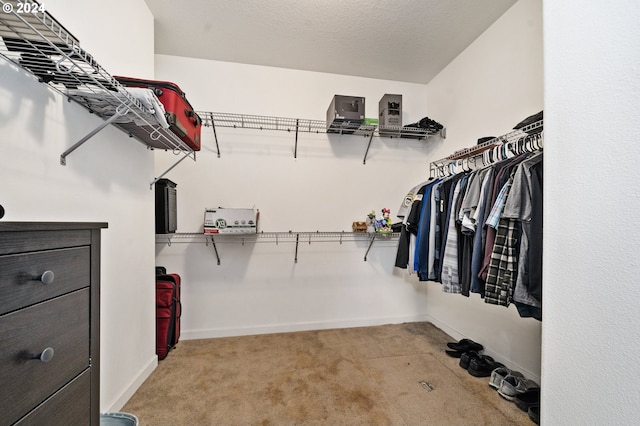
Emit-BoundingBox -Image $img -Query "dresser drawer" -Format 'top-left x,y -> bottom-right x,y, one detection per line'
15,369 -> 91,426
0,289 -> 90,426
0,247 -> 90,316
0,229 -> 91,255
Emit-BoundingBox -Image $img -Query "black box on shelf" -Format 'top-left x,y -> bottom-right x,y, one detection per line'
326,95 -> 365,134
155,178 -> 177,234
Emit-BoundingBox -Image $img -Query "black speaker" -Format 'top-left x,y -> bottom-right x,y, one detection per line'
155,179 -> 177,234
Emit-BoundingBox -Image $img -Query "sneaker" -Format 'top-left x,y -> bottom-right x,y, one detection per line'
489,367 -> 523,390
498,374 -> 539,401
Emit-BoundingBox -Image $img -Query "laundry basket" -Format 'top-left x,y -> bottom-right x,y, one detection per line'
100,412 -> 139,426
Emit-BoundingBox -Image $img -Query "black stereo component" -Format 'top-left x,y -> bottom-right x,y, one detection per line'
155,178 -> 177,234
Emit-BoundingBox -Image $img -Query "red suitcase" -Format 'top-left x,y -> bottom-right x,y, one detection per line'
160,272 -> 181,346
156,272 -> 181,360
114,76 -> 202,151
156,278 -> 177,360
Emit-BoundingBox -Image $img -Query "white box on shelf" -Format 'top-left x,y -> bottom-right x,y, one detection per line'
204,208 -> 259,234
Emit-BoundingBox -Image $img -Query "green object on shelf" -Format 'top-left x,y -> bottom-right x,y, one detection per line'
364,118 -> 379,126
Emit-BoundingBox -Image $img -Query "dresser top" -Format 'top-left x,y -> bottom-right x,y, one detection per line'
0,222 -> 108,232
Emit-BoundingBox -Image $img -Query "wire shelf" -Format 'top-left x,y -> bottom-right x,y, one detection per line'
200,112 -> 327,133
156,231 -> 399,264
157,231 -> 399,244
199,111 -> 445,139
0,1 -> 195,155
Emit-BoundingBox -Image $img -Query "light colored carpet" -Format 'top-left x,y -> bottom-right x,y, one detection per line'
122,322 -> 532,425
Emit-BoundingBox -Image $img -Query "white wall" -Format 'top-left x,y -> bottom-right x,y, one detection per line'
543,1 -> 640,424
423,0 -> 543,380
153,0 -> 544,383
0,0 -> 157,412
153,55 -> 444,338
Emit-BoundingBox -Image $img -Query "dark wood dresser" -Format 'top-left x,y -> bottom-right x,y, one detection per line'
0,222 -> 107,425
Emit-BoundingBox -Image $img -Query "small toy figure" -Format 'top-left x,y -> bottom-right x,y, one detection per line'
366,210 -> 377,233
376,208 -> 392,233
352,221 -> 368,232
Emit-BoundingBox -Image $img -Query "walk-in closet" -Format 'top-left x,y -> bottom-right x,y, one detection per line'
1,0 -> 639,424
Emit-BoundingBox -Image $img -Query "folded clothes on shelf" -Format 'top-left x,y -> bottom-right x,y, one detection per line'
66,87 -> 170,129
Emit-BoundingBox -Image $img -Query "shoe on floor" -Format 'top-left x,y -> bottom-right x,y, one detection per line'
445,349 -> 463,358
446,338 -> 483,352
528,404 -> 540,425
489,367 -> 523,389
459,351 -> 481,370
515,388 -> 541,412
468,356 -> 502,377
498,374 -> 539,401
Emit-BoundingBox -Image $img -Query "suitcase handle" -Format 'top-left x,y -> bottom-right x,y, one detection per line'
185,109 -> 201,126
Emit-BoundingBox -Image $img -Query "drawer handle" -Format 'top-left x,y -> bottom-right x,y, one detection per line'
33,270 -> 55,285
31,347 -> 55,363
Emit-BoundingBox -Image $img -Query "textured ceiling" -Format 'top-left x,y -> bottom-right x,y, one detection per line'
144,0 -> 517,84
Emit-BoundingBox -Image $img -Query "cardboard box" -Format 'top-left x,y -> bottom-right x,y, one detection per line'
379,94 -> 402,127
204,208 -> 259,234
326,95 -> 365,134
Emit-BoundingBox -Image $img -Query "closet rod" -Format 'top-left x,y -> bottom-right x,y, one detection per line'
429,120 -> 543,178
430,120 -> 543,167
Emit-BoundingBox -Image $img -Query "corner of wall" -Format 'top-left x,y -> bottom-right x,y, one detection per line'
105,356 -> 158,413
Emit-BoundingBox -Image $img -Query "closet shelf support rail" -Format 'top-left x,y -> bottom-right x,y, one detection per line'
150,150 -> 197,189
60,105 -> 129,165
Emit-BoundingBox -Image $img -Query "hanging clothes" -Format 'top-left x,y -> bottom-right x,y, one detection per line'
433,176 -> 458,282
501,152 -> 543,319
415,180 -> 441,280
395,180 -> 434,272
458,170 -> 485,296
470,167 -> 495,297
484,173 -> 518,306
394,131 -> 543,321
440,174 -> 469,293
478,156 -> 523,282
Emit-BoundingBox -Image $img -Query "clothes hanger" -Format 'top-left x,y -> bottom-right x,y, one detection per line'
464,157 -> 472,172
516,137 -> 524,155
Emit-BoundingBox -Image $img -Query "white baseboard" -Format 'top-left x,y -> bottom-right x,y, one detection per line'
181,314 -> 433,340
104,355 -> 158,413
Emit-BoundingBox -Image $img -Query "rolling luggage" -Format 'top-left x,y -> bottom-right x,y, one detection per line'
155,268 -> 182,360
114,76 -> 202,151
161,272 -> 181,346
156,278 -> 176,360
